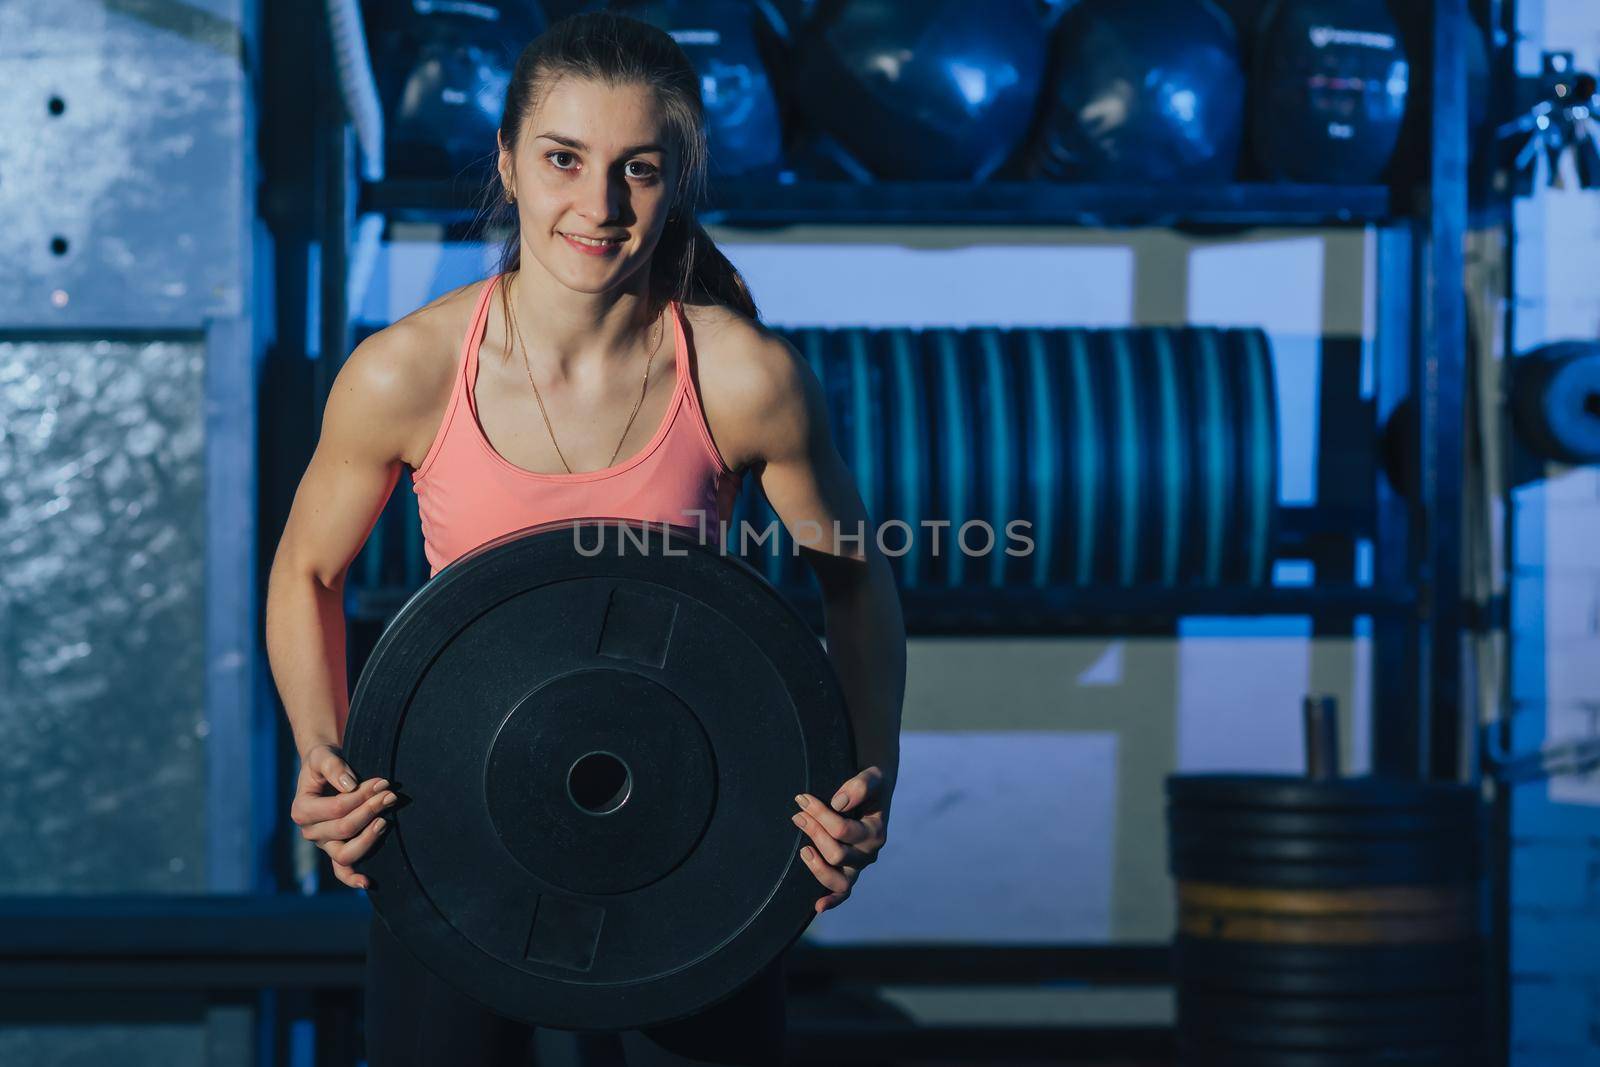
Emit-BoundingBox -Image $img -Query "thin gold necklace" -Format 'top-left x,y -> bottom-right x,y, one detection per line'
502,275 -> 664,474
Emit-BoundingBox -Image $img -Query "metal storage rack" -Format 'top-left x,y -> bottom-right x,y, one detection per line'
334,2 -> 1480,786
324,4 -> 1484,1055
312,0 -> 1493,1059
0,2 -> 1502,1065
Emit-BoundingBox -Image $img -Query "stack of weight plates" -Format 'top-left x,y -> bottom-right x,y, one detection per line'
733,324 -> 1278,591
1166,774 -> 1485,1067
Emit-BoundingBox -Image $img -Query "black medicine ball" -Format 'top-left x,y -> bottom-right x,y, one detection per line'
1250,0 -> 1410,184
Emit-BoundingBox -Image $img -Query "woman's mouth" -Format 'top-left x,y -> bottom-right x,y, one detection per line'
560,232 -> 624,256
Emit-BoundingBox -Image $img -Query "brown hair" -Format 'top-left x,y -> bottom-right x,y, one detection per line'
478,11 -> 759,321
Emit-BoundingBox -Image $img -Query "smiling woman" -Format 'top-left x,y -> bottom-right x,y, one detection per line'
485,14 -> 756,321
264,10 -> 906,1067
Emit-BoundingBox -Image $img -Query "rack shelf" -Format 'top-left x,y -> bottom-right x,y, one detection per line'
703,180 -> 1394,229
359,178 -> 1394,229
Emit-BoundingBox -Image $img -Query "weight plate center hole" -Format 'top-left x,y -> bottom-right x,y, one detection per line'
567,750 -> 632,816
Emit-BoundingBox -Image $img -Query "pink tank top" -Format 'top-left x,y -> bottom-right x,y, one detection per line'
410,274 -> 743,578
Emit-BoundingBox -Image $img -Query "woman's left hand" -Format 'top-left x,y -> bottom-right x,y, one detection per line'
791,765 -> 892,914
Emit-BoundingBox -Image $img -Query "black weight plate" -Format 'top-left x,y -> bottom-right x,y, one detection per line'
1169,808 -> 1479,841
344,520 -> 857,1031
1177,1037 -> 1483,1067
1179,991 -> 1481,1030
1170,832 -> 1480,885
1173,938 -> 1484,995
1179,1000 -> 1477,1048
1169,838 -> 1480,872
1170,834 -> 1478,868
1182,1018 -> 1470,1051
1178,970 -> 1477,998
1169,857 -> 1479,888
1167,774 -> 1480,815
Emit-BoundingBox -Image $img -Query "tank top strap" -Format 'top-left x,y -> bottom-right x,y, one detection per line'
463,272 -> 503,395
668,299 -> 692,393
669,299 -> 736,477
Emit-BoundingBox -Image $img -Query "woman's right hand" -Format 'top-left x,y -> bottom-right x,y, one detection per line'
290,743 -> 398,890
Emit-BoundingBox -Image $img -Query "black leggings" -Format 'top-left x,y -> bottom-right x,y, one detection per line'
363,915 -> 788,1067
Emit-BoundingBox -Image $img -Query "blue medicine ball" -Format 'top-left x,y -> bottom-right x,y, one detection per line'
368,1 -> 549,181
1033,0 -> 1246,182
607,1 -> 787,178
793,0 -> 1049,181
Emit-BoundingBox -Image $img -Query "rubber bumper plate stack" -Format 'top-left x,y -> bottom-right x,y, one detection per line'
344,519 -> 857,1031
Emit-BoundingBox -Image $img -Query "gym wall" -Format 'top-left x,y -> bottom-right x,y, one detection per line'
0,1 -> 260,1063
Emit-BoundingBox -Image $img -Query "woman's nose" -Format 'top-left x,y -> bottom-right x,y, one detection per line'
576,167 -> 623,223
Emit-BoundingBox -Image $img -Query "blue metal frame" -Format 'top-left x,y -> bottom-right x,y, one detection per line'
1487,3 -> 1516,1063
204,314 -> 261,893
1373,223 -> 1423,775
363,177 -> 1394,229
1418,0 -> 1472,784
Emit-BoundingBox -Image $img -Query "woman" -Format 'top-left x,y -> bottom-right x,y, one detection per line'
264,12 -> 905,1066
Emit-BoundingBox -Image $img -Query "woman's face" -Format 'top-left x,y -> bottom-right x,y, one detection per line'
500,76 -> 678,295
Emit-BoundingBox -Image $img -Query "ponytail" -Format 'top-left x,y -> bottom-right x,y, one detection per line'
651,212 -> 759,322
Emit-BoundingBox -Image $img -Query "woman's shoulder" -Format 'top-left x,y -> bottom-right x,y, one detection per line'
680,299 -> 798,386
345,278 -> 487,466
393,276 -> 487,350
680,299 -> 820,471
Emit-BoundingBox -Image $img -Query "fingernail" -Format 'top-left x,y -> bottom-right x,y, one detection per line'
791,813 -> 806,828
795,794 -> 809,809
374,818 -> 387,832
382,792 -> 397,806
372,779 -> 389,791
830,794 -> 847,811
339,775 -> 357,791
801,847 -> 814,861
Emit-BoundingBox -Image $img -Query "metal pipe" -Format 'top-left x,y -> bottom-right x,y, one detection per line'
1303,694 -> 1342,781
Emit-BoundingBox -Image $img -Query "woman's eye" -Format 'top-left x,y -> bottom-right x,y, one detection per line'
626,161 -> 658,180
549,151 -> 577,169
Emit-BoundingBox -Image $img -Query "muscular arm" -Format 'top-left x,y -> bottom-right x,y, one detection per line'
705,323 -> 906,803
264,322 -> 434,760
